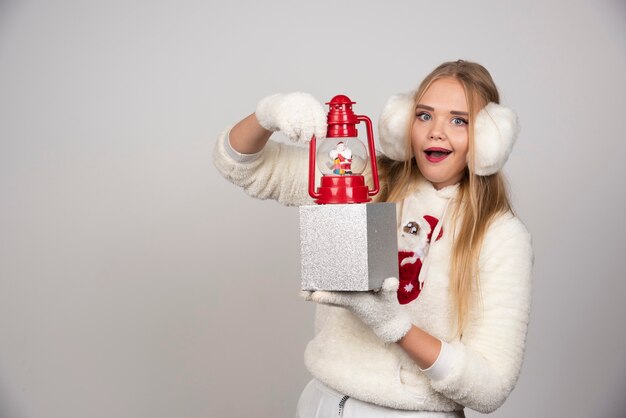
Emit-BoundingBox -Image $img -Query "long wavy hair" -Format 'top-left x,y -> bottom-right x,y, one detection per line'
377,60 -> 512,335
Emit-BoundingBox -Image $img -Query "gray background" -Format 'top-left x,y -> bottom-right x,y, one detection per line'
1,0 -> 625,417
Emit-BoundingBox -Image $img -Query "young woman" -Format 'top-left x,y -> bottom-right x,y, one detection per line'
213,60 -> 533,417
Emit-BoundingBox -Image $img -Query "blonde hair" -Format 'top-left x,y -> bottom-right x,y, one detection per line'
377,60 -> 512,334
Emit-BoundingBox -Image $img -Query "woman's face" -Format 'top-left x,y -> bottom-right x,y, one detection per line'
411,77 -> 470,189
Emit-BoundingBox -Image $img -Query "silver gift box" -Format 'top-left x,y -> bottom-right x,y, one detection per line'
299,202 -> 398,291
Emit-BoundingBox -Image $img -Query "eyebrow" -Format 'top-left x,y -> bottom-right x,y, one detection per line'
416,104 -> 468,116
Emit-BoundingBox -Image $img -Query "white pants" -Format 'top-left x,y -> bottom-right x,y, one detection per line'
296,380 -> 465,418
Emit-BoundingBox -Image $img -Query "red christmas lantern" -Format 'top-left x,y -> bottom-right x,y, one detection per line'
308,95 -> 380,204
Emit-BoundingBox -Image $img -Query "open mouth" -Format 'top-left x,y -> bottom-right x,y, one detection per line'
424,147 -> 452,162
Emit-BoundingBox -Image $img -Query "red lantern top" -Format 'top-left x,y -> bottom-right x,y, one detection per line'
326,95 -> 358,138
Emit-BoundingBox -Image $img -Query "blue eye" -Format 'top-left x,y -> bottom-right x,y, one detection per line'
416,112 -> 431,121
451,117 -> 468,126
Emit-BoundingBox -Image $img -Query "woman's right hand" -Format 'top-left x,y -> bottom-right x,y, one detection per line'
255,92 -> 327,143
229,92 -> 327,155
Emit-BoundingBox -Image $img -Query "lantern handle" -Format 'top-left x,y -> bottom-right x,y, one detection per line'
356,115 -> 380,196
308,135 -> 321,199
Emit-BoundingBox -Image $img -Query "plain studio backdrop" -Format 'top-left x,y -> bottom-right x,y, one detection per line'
1,1 -> 625,417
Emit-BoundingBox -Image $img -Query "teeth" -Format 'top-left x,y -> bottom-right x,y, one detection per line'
425,150 -> 451,156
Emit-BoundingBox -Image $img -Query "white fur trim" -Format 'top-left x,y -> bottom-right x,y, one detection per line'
378,91 -> 414,161
471,102 -> 520,176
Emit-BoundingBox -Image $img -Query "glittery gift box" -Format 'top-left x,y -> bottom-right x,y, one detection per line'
299,202 -> 398,291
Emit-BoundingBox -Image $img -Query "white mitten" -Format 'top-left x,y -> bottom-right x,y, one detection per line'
255,92 -> 327,143
302,277 -> 412,343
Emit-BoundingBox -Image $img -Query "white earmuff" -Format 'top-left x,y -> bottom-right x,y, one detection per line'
471,102 -> 519,175
378,92 -> 520,176
377,91 -> 415,161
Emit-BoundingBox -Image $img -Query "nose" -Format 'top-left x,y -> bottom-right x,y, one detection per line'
428,119 -> 446,140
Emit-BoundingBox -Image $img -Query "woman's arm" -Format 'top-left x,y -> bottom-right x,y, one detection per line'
213,126 -> 311,206
229,113 -> 272,154
213,93 -> 327,207
419,215 -> 533,413
397,325 -> 442,370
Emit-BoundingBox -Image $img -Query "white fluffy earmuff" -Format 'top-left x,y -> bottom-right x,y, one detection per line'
471,102 -> 520,175
378,92 -> 520,176
377,91 -> 415,162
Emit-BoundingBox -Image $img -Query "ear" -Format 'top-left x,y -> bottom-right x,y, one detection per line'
378,91 -> 415,161
471,102 -> 520,176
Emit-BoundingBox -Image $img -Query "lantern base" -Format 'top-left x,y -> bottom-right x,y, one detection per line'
315,175 -> 371,204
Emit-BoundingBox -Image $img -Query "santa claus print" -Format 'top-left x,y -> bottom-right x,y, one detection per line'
397,215 -> 443,305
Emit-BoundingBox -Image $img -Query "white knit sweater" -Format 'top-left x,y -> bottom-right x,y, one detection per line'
213,130 -> 533,414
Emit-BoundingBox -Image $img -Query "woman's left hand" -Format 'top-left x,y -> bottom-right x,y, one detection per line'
302,277 -> 412,343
